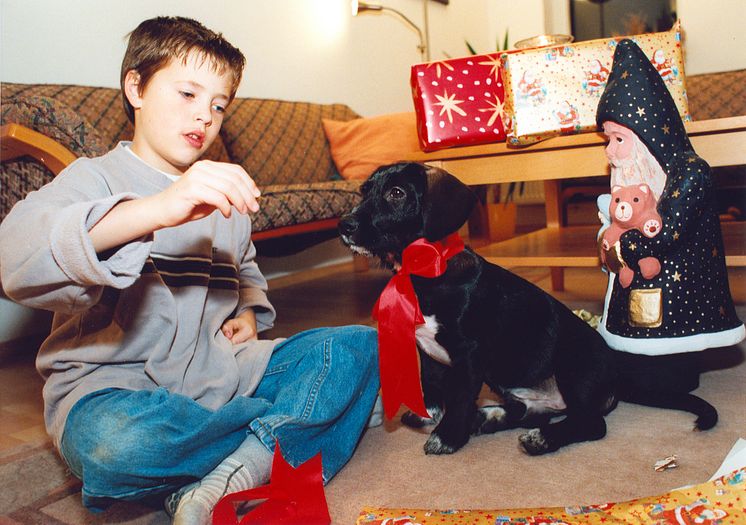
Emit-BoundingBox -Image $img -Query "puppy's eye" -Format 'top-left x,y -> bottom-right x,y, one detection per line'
386,186 -> 406,201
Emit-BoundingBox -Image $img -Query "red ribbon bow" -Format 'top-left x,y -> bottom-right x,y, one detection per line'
372,232 -> 465,419
212,442 -> 331,525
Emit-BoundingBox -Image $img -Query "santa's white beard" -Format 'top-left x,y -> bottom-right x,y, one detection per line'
609,137 -> 667,200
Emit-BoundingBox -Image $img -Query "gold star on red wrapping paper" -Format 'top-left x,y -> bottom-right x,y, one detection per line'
478,55 -> 502,82
478,97 -> 505,126
434,90 -> 467,123
426,60 -> 455,79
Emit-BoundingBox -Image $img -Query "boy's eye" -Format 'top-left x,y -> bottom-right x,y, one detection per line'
212,104 -> 226,114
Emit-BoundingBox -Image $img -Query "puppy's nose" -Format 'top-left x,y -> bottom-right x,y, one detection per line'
339,216 -> 358,236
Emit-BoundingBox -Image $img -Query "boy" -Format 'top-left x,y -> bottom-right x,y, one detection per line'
0,16 -> 379,525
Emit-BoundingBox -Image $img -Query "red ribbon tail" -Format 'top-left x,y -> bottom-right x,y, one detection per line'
375,276 -> 429,420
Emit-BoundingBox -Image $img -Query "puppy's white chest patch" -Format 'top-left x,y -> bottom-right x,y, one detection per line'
415,315 -> 452,366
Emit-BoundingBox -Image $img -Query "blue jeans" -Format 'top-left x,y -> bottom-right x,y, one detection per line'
59,325 -> 379,511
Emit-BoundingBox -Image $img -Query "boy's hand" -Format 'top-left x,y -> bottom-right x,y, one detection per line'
221,309 -> 259,344
156,160 -> 261,228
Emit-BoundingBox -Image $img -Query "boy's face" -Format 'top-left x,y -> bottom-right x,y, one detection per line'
125,51 -> 233,175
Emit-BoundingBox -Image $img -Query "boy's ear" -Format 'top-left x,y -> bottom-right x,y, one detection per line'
123,70 -> 143,110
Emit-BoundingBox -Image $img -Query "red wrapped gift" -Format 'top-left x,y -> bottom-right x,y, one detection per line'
410,54 -> 508,152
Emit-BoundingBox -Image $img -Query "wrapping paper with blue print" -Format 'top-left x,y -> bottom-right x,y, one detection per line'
594,39 -> 744,355
500,22 -> 688,145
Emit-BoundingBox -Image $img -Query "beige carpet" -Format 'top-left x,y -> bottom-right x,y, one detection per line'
326,339 -> 746,524
2,275 -> 744,524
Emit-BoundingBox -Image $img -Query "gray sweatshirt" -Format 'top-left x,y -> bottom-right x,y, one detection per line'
0,143 -> 279,448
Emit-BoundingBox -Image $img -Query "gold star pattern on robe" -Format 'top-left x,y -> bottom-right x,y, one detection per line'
688,156 -> 697,163
672,189 -> 681,198
636,106 -> 646,117
673,231 -> 680,241
434,90 -> 467,123
662,124 -> 670,134
629,243 -> 637,251
621,70 -> 629,79
672,271 -> 682,282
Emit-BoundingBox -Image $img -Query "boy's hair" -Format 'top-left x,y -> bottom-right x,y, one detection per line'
120,16 -> 245,123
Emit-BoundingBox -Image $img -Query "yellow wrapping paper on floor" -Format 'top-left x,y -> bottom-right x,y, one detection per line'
356,466 -> 745,524
501,21 -> 689,146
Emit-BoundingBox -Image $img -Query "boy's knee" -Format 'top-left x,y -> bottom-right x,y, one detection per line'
64,410 -> 154,477
333,325 -> 378,369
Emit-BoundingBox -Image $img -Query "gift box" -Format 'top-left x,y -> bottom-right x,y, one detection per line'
410,53 -> 508,152
501,21 -> 690,145
356,466 -> 745,525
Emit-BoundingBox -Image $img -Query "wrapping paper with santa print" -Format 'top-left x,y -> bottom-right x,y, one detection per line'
355,466 -> 745,525
410,53 -> 508,152
501,21 -> 689,146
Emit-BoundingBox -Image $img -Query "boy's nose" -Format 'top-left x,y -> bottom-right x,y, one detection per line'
195,108 -> 212,126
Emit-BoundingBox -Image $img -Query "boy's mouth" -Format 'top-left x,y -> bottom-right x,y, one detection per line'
184,131 -> 205,149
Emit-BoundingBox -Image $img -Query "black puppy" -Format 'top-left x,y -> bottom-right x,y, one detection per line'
339,162 -> 618,455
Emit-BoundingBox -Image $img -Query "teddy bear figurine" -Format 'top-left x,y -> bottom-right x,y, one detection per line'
600,183 -> 662,288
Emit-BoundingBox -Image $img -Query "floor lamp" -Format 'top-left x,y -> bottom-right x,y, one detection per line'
352,0 -> 431,62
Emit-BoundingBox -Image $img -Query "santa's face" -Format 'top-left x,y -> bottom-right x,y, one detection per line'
654,49 -> 664,64
603,121 -> 634,163
591,60 -> 601,74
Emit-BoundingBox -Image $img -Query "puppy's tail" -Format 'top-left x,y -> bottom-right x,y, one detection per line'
620,389 -> 718,431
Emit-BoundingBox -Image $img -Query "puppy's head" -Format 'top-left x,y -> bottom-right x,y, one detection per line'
339,162 -> 477,266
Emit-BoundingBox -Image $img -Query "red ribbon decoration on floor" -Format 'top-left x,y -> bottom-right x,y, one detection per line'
212,442 -> 331,525
372,232 -> 465,419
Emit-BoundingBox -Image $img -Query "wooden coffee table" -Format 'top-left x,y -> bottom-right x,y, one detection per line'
408,116 -> 746,290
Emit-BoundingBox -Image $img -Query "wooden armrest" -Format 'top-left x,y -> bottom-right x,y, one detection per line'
1,123 -> 77,175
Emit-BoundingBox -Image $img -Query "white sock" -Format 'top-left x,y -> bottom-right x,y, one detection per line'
173,435 -> 273,525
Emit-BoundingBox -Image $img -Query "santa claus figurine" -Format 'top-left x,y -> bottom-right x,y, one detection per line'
595,40 -> 744,429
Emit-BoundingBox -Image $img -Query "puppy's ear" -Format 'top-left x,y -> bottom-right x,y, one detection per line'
423,166 -> 478,241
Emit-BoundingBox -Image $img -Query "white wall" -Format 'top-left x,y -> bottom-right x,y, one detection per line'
0,0 -> 549,116
677,0 -> 746,75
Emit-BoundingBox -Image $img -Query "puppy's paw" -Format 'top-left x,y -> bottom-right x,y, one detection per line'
519,428 -> 551,456
424,433 -> 457,455
401,407 -> 442,428
474,405 -> 508,435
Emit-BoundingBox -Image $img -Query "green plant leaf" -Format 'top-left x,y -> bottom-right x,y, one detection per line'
465,39 -> 478,55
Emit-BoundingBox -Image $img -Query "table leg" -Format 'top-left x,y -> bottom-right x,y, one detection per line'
544,180 -> 564,291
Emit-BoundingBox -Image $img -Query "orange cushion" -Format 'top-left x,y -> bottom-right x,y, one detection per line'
322,112 -> 421,181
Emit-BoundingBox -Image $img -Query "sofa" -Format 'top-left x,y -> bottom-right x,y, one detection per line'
0,82 -> 366,255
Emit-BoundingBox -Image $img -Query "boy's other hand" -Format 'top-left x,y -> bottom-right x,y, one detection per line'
221,309 -> 259,344
156,160 -> 261,228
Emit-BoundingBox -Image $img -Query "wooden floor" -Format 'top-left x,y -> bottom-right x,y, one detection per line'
0,264 -> 744,453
